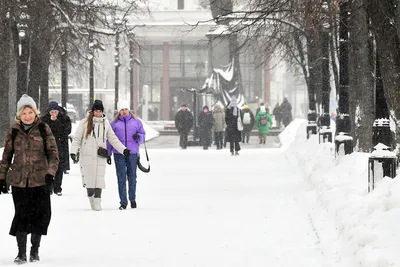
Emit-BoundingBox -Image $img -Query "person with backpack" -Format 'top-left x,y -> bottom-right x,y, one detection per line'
0,94 -> 59,263
255,105 -> 273,144
107,100 -> 146,210
40,101 -> 72,196
241,105 -> 255,144
70,100 -> 130,211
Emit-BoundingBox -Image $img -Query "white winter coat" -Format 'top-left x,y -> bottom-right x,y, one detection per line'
70,114 -> 126,189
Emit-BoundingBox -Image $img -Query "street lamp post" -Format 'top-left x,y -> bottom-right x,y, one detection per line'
61,34 -> 68,108
114,30 -> 120,113
16,0 -> 30,100
113,19 -> 122,113
88,36 -> 105,110
319,1 -> 332,143
88,32 -> 94,109
335,0 -> 353,154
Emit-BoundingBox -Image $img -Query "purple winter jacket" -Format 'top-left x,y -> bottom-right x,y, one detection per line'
107,114 -> 146,155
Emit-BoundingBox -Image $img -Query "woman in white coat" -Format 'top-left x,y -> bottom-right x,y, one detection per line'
70,100 -> 130,211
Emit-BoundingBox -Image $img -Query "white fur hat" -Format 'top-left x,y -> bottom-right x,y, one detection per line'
17,94 -> 37,111
117,100 -> 130,112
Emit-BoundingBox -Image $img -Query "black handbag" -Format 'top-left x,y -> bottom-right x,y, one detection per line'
97,147 -> 108,158
137,140 -> 150,173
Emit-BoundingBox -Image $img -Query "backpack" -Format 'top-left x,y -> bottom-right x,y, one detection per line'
260,114 -> 268,126
11,122 -> 48,157
243,112 -> 251,124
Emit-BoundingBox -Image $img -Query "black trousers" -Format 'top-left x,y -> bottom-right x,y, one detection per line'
242,130 -> 251,143
87,188 -> 102,198
214,132 -> 224,148
179,131 -> 189,148
230,141 -> 241,152
53,169 -> 64,193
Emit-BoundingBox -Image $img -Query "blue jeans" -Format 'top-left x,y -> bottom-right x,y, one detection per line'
114,154 -> 138,206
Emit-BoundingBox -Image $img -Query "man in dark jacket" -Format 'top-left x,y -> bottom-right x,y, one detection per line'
41,101 -> 72,196
174,103 -> 193,149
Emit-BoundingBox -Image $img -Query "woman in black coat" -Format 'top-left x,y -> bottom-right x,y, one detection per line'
198,106 -> 214,150
41,101 -> 72,195
225,96 -> 242,155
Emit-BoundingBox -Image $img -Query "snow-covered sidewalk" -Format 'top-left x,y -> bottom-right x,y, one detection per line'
0,135 -> 348,266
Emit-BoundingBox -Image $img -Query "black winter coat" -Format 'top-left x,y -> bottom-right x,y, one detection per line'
198,111 -> 214,146
225,107 -> 242,142
41,107 -> 72,171
175,110 -> 194,133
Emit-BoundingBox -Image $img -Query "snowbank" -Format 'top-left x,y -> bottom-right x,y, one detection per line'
281,120 -> 400,267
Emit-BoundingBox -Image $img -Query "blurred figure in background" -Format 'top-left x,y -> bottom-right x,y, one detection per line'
225,95 -> 243,156
212,103 -> 226,150
41,101 -> 72,196
241,104 -> 255,144
272,102 -> 282,128
280,98 -> 293,127
255,105 -> 273,145
174,103 -> 193,149
198,106 -> 214,150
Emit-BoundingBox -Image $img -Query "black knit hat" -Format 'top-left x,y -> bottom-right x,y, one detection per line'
92,100 -> 104,112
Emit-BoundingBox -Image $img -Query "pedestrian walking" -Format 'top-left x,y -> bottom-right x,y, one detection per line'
225,95 -> 243,155
273,102 -> 282,128
40,101 -> 72,196
107,100 -> 146,210
280,97 -> 293,127
70,100 -> 130,211
212,103 -> 226,150
198,105 -> 214,150
255,105 -> 273,144
0,94 -> 59,263
241,104 -> 255,143
174,103 -> 193,149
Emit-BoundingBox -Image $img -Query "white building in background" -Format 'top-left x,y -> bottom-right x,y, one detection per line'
51,0 -> 307,120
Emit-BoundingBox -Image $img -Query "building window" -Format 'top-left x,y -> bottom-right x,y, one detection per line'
178,0 -> 184,10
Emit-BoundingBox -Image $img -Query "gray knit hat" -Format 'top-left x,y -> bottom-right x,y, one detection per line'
17,94 -> 37,111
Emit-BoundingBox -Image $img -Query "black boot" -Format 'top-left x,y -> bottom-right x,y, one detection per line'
14,232 -> 27,264
29,234 -> 41,262
130,200 -> 137,209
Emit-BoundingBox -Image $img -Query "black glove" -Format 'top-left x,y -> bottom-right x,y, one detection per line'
45,174 -> 54,194
133,133 -> 140,140
70,153 -> 79,164
0,179 -> 8,194
107,157 -> 112,165
123,149 -> 131,157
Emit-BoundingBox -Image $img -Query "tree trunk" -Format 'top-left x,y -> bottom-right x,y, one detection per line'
348,0 -> 374,152
366,0 -> 400,133
0,4 -> 11,143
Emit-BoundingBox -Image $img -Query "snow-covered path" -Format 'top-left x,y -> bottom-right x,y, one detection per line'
0,147 -> 349,266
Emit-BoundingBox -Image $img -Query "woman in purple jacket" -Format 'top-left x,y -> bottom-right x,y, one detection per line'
107,100 -> 146,210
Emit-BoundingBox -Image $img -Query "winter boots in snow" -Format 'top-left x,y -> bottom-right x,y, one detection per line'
93,198 -> 102,211
88,196 -> 102,211
88,195 -> 95,210
29,234 -> 41,262
14,232 -> 27,264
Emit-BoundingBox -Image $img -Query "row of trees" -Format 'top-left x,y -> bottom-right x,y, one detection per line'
0,0 -> 141,144
207,0 -> 400,154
